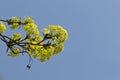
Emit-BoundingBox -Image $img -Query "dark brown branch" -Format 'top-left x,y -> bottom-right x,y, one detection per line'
0,19 -> 24,25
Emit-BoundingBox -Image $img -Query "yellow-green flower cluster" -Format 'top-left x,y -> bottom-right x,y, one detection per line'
10,16 -> 20,29
42,28 -> 51,35
24,17 -> 39,36
26,25 -> 68,62
48,25 -> 68,43
24,23 -> 39,36
11,33 -> 21,40
0,22 -> 6,33
2,16 -> 68,63
7,48 -> 20,57
27,43 -> 64,62
23,16 -> 42,43
25,16 -> 34,23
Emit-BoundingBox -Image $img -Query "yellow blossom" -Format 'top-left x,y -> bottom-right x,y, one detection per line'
24,23 -> 39,36
1,16 -> 69,63
7,48 -> 20,57
10,16 -> 20,29
0,22 -> 6,33
11,33 -> 21,40
48,25 -> 68,43
25,16 -> 34,23
42,28 -> 51,35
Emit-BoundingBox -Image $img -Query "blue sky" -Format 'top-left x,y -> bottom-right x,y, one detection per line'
0,0 -> 120,80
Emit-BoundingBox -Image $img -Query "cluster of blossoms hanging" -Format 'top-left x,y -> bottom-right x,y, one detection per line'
0,16 -> 68,69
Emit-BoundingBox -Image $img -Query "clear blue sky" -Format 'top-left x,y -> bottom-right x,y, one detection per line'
0,0 -> 120,80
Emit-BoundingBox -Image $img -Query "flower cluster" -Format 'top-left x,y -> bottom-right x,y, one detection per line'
0,22 -> 6,33
10,16 -> 21,29
0,16 -> 68,63
8,48 -> 20,57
